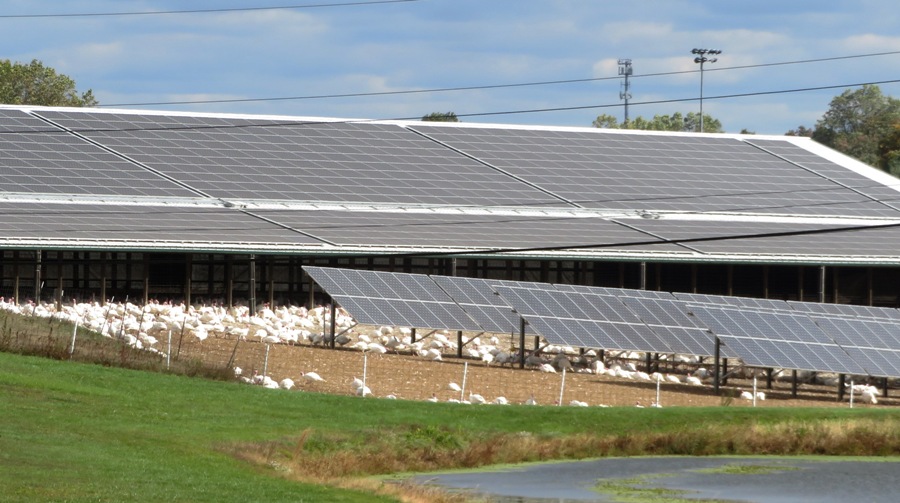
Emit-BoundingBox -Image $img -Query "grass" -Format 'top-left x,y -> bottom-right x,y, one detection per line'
4,309 -> 900,502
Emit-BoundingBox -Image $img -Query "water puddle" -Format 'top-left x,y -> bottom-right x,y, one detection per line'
406,456 -> 900,502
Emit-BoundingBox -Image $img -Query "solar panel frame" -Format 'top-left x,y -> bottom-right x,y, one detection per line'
303,266 -> 483,331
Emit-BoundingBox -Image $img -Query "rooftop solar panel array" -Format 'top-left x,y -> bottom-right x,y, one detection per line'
0,109 -> 196,198
253,210 -> 687,252
35,110 -> 568,208
410,124 -> 900,217
0,202 -> 317,245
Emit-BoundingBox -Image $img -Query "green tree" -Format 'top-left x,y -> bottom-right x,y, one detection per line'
785,125 -> 814,137
421,111 -> 459,122
812,84 -> 900,169
592,112 -> 723,133
591,113 -> 620,129
0,59 -> 97,107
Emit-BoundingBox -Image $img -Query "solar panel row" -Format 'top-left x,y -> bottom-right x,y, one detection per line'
304,266 -> 900,378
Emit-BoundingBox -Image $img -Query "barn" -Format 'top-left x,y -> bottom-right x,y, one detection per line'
2,104 -> 899,311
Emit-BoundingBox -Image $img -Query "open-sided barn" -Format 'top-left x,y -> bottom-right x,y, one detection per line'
2,104 -> 900,310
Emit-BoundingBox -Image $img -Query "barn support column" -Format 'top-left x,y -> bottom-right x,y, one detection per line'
34,249 -> 42,302
451,257 -> 457,276
832,266 -> 839,304
249,254 -> 257,316
142,255 -> 149,305
639,262 -> 647,290
818,265 -> 826,303
13,251 -> 20,303
766,368 -> 774,389
100,252 -> 107,302
56,252 -> 63,311
226,256 -> 234,308
882,377 -> 889,398
791,369 -> 799,398
184,254 -> 192,306
727,265 -> 734,296
838,374 -> 846,401
867,267 -> 874,306
266,256 -> 274,307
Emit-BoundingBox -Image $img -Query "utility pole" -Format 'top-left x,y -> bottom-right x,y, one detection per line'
618,59 -> 632,125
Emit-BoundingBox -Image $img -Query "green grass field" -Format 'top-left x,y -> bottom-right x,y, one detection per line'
3,322 -> 900,502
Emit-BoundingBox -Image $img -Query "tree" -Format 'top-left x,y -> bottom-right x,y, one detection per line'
812,84 -> 900,169
421,111 -> 459,122
785,125 -> 814,137
591,112 -> 724,133
0,59 -> 97,107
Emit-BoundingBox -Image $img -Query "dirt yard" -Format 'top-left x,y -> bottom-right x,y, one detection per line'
173,332 -> 891,409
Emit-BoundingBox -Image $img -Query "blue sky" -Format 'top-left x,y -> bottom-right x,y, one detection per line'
4,0 -> 900,134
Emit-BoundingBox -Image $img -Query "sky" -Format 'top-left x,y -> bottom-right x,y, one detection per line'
3,0 -> 900,135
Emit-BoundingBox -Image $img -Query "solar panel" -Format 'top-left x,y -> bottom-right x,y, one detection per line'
0,109 -> 196,198
35,110 -> 567,207
252,209 -> 684,252
808,315 -> 900,377
0,202 -> 317,245
493,286 -> 615,349
745,139 -> 900,217
618,297 -> 723,356
625,218 -> 900,258
690,305 -> 867,375
303,266 -> 482,331
494,285 -> 673,352
790,301 -> 900,321
409,124 -> 898,217
430,275 -> 531,334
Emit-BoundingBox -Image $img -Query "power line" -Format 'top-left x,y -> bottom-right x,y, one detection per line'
0,0 -> 419,19
100,50 -> 900,108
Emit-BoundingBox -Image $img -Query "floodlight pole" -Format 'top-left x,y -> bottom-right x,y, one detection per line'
691,48 -> 721,133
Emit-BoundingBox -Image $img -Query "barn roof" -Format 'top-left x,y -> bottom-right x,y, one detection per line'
2,104 -> 899,264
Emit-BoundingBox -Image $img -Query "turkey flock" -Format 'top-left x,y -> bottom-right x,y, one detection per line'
0,297 -> 883,406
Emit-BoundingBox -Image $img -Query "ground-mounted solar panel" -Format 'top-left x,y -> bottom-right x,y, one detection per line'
618,297 -> 723,356
790,301 -> 900,322
554,284 -> 675,299
671,292 -> 734,306
808,315 -> 900,377
492,286 -> 611,348
303,266 -> 483,331
430,275 -> 532,335
0,109 -> 197,198
494,285 -> 674,353
35,110 -> 570,208
690,305 -> 868,375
